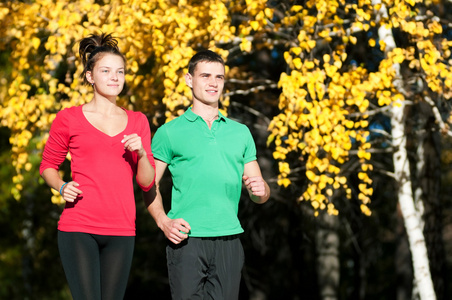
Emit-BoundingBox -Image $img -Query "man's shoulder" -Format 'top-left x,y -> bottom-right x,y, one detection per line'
159,114 -> 188,129
154,114 -> 188,139
223,116 -> 250,131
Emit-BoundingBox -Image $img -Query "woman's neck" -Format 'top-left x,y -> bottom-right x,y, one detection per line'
85,96 -> 119,114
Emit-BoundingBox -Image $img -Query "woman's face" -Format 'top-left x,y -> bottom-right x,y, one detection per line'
87,53 -> 125,99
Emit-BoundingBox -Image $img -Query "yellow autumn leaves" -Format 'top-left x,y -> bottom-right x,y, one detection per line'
1,0 -> 275,202
1,0 -> 451,218
270,45 -> 376,216
267,0 -> 451,217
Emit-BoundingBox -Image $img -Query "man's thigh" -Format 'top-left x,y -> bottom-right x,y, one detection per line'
166,236 -> 244,300
205,237 -> 244,300
167,238 -> 207,299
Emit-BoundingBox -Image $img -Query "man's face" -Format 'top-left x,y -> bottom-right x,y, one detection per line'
186,61 -> 225,106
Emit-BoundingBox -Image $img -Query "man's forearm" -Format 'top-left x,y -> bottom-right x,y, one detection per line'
143,186 -> 168,228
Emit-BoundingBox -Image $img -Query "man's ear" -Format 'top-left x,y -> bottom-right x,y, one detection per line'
185,73 -> 192,88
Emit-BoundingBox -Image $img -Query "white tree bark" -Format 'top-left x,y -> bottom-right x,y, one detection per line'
373,1 -> 436,299
316,213 -> 340,300
390,94 -> 435,300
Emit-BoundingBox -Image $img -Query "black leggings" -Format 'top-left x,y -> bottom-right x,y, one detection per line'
58,231 -> 135,300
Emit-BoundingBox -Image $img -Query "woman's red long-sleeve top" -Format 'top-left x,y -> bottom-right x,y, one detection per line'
40,105 -> 155,236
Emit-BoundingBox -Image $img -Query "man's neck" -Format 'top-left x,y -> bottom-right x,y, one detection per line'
191,103 -> 219,120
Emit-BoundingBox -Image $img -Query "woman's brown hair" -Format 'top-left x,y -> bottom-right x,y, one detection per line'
79,33 -> 126,85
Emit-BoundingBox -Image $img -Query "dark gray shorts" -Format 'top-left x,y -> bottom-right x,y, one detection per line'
166,235 -> 244,300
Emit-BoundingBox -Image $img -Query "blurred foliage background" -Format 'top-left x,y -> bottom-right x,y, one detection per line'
1,0 -> 452,299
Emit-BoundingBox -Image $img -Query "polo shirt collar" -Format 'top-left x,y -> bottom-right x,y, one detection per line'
184,107 -> 228,123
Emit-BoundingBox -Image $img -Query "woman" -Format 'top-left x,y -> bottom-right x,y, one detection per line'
40,33 -> 155,300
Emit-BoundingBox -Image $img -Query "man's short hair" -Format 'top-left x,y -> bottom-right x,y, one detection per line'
188,50 -> 225,75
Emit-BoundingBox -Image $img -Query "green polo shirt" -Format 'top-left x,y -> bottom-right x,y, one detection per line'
152,107 -> 257,237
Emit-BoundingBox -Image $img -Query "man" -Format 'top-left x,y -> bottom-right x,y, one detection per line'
144,50 -> 270,299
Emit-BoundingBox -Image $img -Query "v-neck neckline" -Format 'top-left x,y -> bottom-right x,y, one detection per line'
80,105 -> 130,138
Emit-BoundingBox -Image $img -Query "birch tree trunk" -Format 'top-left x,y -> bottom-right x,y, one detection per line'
374,2 -> 436,299
316,212 -> 340,300
415,103 -> 446,300
390,89 -> 436,300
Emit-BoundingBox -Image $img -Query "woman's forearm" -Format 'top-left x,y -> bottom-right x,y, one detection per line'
136,152 -> 155,189
41,168 -> 66,193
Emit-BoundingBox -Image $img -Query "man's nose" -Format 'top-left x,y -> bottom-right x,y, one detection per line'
209,77 -> 218,86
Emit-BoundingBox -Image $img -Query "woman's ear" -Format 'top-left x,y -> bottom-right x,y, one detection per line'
86,71 -> 94,85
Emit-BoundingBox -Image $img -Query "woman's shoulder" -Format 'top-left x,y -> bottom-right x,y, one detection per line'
57,105 -> 82,115
54,105 -> 82,121
122,109 -> 151,133
123,109 -> 148,122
